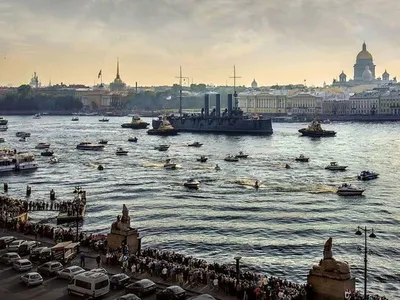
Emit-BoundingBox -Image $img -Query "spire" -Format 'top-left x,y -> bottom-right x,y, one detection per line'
362,41 -> 366,51
116,57 -> 120,80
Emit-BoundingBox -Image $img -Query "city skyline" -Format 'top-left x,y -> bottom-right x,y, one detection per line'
1,0 -> 400,87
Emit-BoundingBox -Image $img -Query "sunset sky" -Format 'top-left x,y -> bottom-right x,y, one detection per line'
1,0 -> 400,87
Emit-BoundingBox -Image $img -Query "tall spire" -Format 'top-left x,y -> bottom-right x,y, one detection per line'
362,41 -> 366,51
116,57 -> 120,80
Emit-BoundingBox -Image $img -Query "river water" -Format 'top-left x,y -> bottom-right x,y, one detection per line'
0,116 -> 399,298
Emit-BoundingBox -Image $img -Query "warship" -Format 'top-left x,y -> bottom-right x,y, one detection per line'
152,67 -> 273,135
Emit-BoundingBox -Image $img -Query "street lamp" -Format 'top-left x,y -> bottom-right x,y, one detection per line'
234,256 -> 242,284
355,226 -> 376,300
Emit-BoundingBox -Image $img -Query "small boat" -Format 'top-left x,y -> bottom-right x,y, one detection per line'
164,159 -> 177,169
154,144 -> 170,151
121,115 -> 149,129
19,137 -> 26,142
71,116 -> 79,121
235,151 -> 249,159
323,119 -> 331,124
33,113 -> 41,119
49,157 -> 59,164
97,164 -> 104,170
215,164 -> 221,171
184,178 -> 200,189
197,156 -> 208,163
285,164 -> 291,169
41,149 -> 54,156
188,142 -> 203,147
358,170 -> 379,181
336,183 -> 365,196
128,137 -> 138,142
299,119 -> 336,137
16,132 -> 31,137
0,138 -> 4,143
98,139 -> 108,145
147,116 -> 179,136
76,142 -> 105,151
116,147 -> 128,155
224,155 -> 239,162
295,154 -> 309,162
0,125 -> 8,131
35,142 -> 51,149
325,162 -> 347,171
0,117 -> 8,125
99,117 -> 109,122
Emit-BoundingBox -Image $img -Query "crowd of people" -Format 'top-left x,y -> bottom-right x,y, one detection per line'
346,291 -> 389,300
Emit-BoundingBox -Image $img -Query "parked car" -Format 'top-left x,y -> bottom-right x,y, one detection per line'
125,279 -> 157,297
18,241 -> 41,256
8,240 -> 26,252
116,294 -> 141,300
187,295 -> 216,300
0,252 -> 21,265
57,266 -> 85,280
156,286 -> 187,300
37,261 -> 63,276
12,259 -> 33,272
110,273 -> 131,289
0,236 -> 16,249
29,246 -> 49,261
20,272 -> 43,287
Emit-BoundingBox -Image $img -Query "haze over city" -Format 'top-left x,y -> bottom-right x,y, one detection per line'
1,0 -> 400,87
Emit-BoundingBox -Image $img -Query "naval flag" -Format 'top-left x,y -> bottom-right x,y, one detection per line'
98,70 -> 102,79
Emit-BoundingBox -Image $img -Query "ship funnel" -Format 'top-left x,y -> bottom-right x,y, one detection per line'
204,94 -> 210,116
227,94 -> 233,115
215,94 -> 221,117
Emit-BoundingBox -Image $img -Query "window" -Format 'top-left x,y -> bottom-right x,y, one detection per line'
75,279 -> 91,289
95,279 -> 109,290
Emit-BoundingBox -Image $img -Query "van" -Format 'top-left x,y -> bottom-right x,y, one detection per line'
68,271 -> 110,299
12,259 -> 33,271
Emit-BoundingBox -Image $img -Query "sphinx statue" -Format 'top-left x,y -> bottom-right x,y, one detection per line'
111,204 -> 131,231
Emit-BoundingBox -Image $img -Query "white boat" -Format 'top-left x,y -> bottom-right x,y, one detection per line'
35,143 -> 51,149
0,117 -> 8,125
235,151 -> 249,159
49,157 -> 59,164
76,142 -> 104,151
164,159 -> 177,169
184,178 -> 200,189
325,162 -> 347,171
358,170 -> 379,181
336,183 -> 365,196
116,147 -> 128,155
0,156 -> 15,172
15,153 -> 39,171
0,125 -> 7,131
16,132 -> 31,137
33,114 -> 41,119
71,117 -> 79,121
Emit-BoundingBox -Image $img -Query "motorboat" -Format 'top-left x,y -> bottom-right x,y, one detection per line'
128,137 -> 138,142
99,117 -> 109,122
98,140 -> 108,145
164,159 -> 177,169
0,156 -> 15,172
16,132 -> 31,137
33,113 -> 41,119
121,115 -> 149,129
224,155 -> 239,162
235,151 -> 249,159
71,116 -> 79,121
154,144 -> 169,151
325,162 -> 347,171
35,143 -> 51,149
0,125 -> 7,131
215,164 -> 221,171
97,164 -> 104,170
298,119 -> 336,137
76,142 -> 105,151
336,183 -> 365,196
15,152 -> 39,171
184,178 -> 200,189
188,142 -> 203,147
197,156 -> 208,163
358,170 -> 379,181
147,116 -> 179,136
116,148 -> 128,155
41,149 -> 54,156
295,154 -> 309,162
49,157 -> 59,164
0,138 -> 4,143
0,117 -> 8,125
323,119 -> 331,124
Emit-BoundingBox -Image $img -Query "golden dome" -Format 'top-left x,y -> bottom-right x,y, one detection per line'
356,42 -> 373,60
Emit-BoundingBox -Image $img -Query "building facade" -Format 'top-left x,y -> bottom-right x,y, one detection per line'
379,90 -> 400,114
286,93 -> 323,115
76,88 -> 112,109
349,91 -> 380,115
238,92 -> 286,114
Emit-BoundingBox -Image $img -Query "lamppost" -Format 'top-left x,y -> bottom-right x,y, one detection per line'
234,256 -> 242,284
355,226 -> 376,300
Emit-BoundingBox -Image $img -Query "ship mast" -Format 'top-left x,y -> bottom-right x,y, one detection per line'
175,67 -> 188,116
229,65 -> 241,108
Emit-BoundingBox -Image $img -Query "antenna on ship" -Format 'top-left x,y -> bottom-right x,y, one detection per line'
175,66 -> 189,116
229,65 -> 241,108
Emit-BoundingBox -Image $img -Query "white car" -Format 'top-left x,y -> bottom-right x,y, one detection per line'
12,259 -> 33,272
20,272 -> 43,287
91,268 -> 107,274
0,252 -> 21,265
57,266 -> 85,280
8,240 -> 26,252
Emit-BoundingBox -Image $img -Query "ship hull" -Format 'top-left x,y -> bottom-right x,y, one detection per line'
298,129 -> 336,137
121,123 -> 149,129
147,129 -> 179,136
157,117 -> 273,135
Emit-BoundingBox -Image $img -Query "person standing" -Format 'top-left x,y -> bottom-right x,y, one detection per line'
96,254 -> 101,268
80,253 -> 85,268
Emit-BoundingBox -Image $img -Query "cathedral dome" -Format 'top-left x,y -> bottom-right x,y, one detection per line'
362,66 -> 373,81
356,42 -> 373,60
251,79 -> 258,89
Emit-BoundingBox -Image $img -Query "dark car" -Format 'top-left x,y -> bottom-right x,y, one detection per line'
110,273 -> 131,289
18,241 -> 41,256
187,295 -> 216,300
156,286 -> 187,300
0,236 -> 16,249
29,247 -> 49,261
126,279 -> 157,297
115,294 -> 141,300
37,261 -> 63,276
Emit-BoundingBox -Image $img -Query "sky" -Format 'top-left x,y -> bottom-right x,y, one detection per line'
1,0 -> 400,87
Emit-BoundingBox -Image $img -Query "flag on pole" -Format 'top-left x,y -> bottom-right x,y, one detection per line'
98,70 -> 102,79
